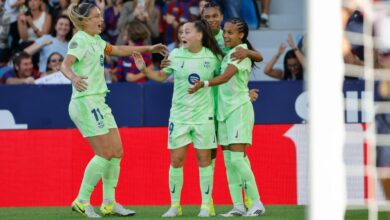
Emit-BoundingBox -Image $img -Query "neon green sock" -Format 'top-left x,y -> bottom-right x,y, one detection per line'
223,150 -> 244,206
169,166 -> 183,205
78,155 -> 109,202
199,165 -> 213,205
230,152 -> 260,202
102,157 -> 121,203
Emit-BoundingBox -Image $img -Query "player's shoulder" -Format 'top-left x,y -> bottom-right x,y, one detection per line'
170,47 -> 184,57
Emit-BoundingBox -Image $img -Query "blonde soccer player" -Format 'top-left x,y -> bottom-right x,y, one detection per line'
189,17 -> 266,217
60,2 -> 167,218
133,20 -> 223,217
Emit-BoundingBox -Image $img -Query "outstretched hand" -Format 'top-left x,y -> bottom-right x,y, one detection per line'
132,52 -> 146,72
150,44 -> 168,56
188,81 -> 204,94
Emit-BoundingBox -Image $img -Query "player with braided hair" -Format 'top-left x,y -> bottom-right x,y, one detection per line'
189,17 -> 266,217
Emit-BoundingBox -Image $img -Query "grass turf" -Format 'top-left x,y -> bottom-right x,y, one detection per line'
0,205 -> 388,220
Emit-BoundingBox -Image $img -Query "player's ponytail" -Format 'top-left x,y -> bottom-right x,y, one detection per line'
68,2 -> 96,30
193,19 -> 224,61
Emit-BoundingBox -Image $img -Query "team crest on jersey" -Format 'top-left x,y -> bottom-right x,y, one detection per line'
204,61 -> 210,69
69,42 -> 78,49
188,73 -> 200,85
100,54 -> 104,66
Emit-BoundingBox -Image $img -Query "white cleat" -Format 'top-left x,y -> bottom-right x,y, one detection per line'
162,205 -> 182,217
72,199 -> 101,218
100,202 -> 136,216
245,201 -> 265,217
219,207 -> 246,217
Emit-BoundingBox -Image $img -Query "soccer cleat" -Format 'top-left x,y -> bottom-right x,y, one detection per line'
161,204 -> 182,217
198,204 -> 211,217
209,198 -> 216,216
219,207 -> 246,217
71,199 -> 101,218
100,202 -> 136,216
245,201 -> 265,217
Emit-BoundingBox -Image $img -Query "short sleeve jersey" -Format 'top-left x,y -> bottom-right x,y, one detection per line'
163,47 -> 221,124
67,31 -> 108,99
217,43 -> 251,121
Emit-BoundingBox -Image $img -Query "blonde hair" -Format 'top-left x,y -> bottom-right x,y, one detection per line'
67,3 -> 97,30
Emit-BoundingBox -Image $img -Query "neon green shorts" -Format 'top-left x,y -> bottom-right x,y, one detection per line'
218,102 -> 254,146
68,95 -> 117,137
168,121 -> 217,149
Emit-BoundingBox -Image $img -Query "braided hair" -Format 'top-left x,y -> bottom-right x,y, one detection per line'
193,19 -> 225,61
226,17 -> 256,67
68,2 -> 97,30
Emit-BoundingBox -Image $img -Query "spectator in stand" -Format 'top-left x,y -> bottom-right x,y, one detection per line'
46,0 -> 70,23
161,0 -> 190,45
24,15 -> 72,73
17,0 -> 52,50
264,48 -> 304,80
1,51 -> 40,84
102,0 -> 125,44
0,48 -> 12,78
117,0 -> 160,44
42,51 -> 63,76
0,0 -> 11,52
264,41 -> 304,80
5,0 -> 24,51
198,0 -> 211,15
188,0 -> 208,20
114,20 -> 152,83
167,21 -> 184,52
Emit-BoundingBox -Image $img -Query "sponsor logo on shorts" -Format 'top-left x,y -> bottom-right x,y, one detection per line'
188,73 -> 200,85
98,121 -> 104,129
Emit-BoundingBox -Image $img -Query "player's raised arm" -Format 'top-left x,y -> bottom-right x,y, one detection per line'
110,43 -> 168,57
132,52 -> 169,82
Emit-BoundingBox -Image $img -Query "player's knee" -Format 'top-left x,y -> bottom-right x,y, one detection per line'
112,148 -> 124,158
197,156 -> 211,167
170,157 -> 184,168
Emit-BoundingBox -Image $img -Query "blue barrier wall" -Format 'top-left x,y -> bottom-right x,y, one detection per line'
0,81 -> 366,129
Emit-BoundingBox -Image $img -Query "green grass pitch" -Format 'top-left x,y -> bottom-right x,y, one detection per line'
0,205 -> 388,220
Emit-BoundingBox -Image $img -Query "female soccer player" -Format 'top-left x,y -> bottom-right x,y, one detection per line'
132,20 -> 223,217
188,17 -> 266,217
60,2 -> 167,218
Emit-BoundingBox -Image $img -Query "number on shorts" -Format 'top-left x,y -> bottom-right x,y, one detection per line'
169,122 -> 174,135
91,108 -> 104,121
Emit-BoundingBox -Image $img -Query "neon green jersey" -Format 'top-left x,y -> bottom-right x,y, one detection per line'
67,31 -> 108,99
217,43 -> 251,121
163,47 -> 221,124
